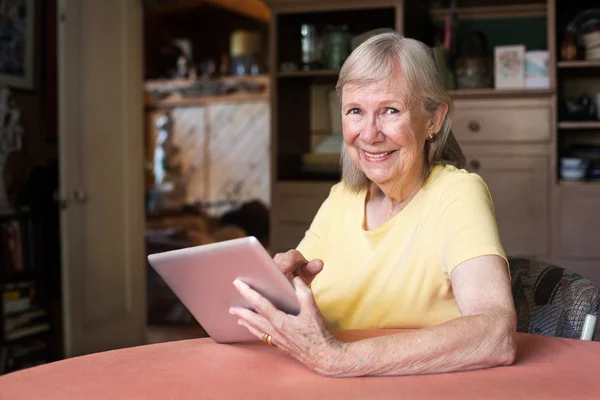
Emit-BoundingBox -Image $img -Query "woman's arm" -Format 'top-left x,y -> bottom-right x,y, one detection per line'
329,254 -> 517,377
231,253 -> 516,378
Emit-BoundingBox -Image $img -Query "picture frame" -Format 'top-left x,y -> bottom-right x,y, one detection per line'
525,50 -> 550,89
0,0 -> 35,90
43,0 -> 57,140
494,45 -> 526,89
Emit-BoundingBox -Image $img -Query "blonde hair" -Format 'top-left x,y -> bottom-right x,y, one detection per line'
336,32 -> 466,192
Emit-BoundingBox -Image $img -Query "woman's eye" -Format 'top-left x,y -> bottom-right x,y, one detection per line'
347,108 -> 361,115
385,108 -> 399,115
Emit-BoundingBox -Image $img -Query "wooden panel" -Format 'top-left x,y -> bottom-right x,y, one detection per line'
59,0 -> 146,357
453,98 -> 551,143
273,181 -> 333,222
558,185 -> 600,259
271,181 -> 334,252
272,222 -> 313,254
464,153 -> 550,257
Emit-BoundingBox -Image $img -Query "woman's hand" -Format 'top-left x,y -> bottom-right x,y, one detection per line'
273,250 -> 324,285
230,276 -> 347,377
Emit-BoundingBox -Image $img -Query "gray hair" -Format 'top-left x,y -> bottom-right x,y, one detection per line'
336,32 -> 466,192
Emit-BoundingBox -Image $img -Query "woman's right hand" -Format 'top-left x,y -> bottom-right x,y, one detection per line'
273,250 -> 323,285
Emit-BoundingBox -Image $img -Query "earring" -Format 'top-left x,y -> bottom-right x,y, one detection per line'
426,133 -> 437,142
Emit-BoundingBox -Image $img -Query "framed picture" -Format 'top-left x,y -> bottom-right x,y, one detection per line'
525,50 -> 550,89
494,45 -> 526,89
0,0 -> 35,90
43,0 -> 57,140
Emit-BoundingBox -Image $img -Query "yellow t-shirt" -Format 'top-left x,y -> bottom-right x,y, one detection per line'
296,164 -> 507,330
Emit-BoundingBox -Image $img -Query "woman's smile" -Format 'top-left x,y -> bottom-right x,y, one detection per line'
362,149 -> 397,162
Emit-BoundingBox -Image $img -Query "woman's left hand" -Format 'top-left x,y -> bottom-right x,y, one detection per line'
230,276 -> 347,377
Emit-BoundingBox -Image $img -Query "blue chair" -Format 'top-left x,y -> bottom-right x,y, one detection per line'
510,258 -> 600,340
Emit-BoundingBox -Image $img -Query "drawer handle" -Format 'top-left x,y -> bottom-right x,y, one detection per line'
469,159 -> 481,171
468,120 -> 481,132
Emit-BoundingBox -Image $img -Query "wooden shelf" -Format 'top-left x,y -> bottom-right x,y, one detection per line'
558,121 -> 600,130
145,92 -> 269,109
449,88 -> 553,99
277,70 -> 340,78
558,60 -> 600,69
559,180 -> 600,186
430,4 -> 546,20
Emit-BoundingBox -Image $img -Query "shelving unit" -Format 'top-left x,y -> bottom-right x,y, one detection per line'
263,0 -> 600,286
555,0 -> 600,187
264,0 -> 403,252
270,2 -> 398,185
558,60 -> 600,69
559,180 -> 600,186
0,209 -> 52,375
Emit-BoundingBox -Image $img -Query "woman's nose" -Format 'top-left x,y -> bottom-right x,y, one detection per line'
360,115 -> 384,143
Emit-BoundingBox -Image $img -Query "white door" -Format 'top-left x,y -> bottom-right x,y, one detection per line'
58,0 -> 146,357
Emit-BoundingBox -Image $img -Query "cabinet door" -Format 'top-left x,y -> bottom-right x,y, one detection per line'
557,184 -> 600,259
271,182 -> 333,254
464,154 -> 550,257
59,0 -> 145,357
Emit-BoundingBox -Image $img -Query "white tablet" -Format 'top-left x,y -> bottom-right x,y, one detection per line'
147,236 -> 301,343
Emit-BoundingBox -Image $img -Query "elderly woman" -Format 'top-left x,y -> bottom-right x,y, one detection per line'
230,32 -> 517,377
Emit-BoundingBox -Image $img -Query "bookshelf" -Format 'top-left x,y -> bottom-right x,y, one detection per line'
0,209 -> 52,375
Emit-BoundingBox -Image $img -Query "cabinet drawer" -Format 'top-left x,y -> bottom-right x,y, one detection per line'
453,98 -> 551,143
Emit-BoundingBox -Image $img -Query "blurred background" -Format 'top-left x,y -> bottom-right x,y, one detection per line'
1,0 -> 600,375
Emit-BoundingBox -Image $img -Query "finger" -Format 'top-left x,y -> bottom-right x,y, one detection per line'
301,259 -> 324,282
230,306 -> 274,336
238,319 -> 290,351
233,279 -> 282,321
292,276 -> 316,308
230,306 -> 268,325
237,318 -> 265,341
275,251 -> 305,276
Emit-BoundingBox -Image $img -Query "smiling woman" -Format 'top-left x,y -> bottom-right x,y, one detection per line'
231,32 -> 517,378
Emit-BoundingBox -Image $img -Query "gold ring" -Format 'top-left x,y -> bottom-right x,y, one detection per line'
261,332 -> 273,346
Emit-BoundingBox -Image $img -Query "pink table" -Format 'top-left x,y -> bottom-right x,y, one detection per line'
1,330 -> 599,399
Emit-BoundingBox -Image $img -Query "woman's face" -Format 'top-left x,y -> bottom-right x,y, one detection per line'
340,72 -> 435,187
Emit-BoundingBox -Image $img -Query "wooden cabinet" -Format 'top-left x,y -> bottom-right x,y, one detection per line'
265,0 -> 600,290
457,95 -> 553,258
271,182 -> 332,254
557,184 -> 600,260
463,153 -> 550,257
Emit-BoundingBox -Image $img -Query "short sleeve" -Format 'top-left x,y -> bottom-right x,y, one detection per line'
434,172 -> 508,278
295,184 -> 339,261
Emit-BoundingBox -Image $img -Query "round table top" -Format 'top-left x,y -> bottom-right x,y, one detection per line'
1,330 -> 599,399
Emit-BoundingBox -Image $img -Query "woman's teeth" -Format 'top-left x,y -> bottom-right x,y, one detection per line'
365,151 -> 394,158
